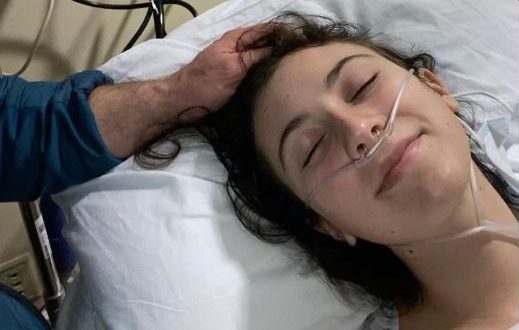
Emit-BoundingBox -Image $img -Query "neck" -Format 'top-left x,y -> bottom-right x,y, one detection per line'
393,164 -> 518,329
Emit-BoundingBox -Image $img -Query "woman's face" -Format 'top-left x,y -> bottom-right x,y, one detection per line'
253,42 -> 471,245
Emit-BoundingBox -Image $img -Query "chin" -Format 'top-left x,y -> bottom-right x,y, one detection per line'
409,151 -> 471,219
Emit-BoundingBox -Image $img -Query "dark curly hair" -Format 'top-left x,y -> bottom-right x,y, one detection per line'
198,12 -> 435,312
138,12 -> 519,314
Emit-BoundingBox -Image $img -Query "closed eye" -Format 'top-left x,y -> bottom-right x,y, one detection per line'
349,72 -> 378,102
303,134 -> 326,168
300,73 -> 378,170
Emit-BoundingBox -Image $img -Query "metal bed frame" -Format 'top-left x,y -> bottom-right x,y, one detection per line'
15,1 -> 198,327
19,202 -> 64,327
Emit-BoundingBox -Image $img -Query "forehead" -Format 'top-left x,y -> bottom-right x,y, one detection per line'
258,42 -> 379,106
253,42 -> 381,175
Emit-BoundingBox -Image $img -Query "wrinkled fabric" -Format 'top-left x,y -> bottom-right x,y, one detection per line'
53,0 -> 518,329
0,284 -> 50,330
0,70 -> 120,201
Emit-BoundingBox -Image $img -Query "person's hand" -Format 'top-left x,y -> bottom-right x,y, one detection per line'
173,23 -> 274,122
88,23 -> 274,158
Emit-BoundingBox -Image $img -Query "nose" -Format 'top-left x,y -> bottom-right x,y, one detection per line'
334,110 -> 386,161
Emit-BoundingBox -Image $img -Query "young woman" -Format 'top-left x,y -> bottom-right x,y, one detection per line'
146,13 -> 519,329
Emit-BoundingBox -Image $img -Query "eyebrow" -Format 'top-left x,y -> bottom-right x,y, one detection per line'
325,53 -> 372,89
278,53 -> 372,171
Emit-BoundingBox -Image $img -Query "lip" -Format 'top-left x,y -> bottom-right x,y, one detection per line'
376,133 -> 422,195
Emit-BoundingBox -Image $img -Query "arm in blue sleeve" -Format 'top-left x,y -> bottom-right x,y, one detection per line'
0,70 -> 122,202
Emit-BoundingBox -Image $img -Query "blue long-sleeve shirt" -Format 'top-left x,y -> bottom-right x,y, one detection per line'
0,70 -> 122,202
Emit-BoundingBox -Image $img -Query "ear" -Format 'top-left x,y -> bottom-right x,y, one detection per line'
314,219 -> 341,240
314,218 -> 357,247
418,68 -> 460,113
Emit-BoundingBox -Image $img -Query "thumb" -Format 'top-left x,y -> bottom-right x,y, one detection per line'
241,46 -> 272,70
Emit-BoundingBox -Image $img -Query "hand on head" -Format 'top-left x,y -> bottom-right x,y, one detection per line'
174,23 -> 274,123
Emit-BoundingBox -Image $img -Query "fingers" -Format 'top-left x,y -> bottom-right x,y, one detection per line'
236,22 -> 276,51
240,46 -> 271,69
218,22 -> 275,51
177,106 -> 210,123
177,23 -> 275,115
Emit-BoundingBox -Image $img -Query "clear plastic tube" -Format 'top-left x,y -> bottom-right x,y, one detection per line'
304,68 -> 518,246
391,95 -> 519,247
393,222 -> 519,247
392,162 -> 519,248
305,68 -> 415,206
453,90 -> 515,116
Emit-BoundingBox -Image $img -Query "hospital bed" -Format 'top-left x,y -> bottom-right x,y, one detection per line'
26,0 -> 519,329
16,1 -> 199,326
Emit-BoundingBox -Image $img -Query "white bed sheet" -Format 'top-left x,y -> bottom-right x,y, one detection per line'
54,0 -> 518,329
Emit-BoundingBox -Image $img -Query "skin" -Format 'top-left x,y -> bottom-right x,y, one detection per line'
89,24 -> 272,158
253,42 -> 518,329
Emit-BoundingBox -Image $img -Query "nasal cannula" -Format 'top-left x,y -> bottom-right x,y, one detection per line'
304,68 -> 519,246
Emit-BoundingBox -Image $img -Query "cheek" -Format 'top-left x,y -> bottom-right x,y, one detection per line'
310,175 -> 376,231
382,133 -> 471,242
300,149 -> 351,197
316,196 -> 397,244
309,128 -> 472,245
411,126 -> 471,206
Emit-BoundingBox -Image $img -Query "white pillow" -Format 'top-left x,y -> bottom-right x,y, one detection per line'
54,0 -> 518,329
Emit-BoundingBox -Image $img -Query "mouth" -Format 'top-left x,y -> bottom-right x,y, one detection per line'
376,133 -> 423,195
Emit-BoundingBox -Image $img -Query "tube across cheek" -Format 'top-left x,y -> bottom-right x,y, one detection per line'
300,147 -> 356,198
